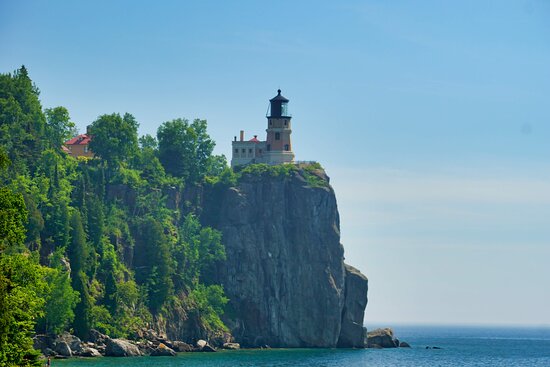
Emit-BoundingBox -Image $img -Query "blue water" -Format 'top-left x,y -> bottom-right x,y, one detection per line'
55,325 -> 550,366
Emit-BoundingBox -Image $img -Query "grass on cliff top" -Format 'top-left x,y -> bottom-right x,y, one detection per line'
230,162 -> 329,188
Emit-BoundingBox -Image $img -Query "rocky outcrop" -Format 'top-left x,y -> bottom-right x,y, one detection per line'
366,328 -> 398,348
337,264 -> 369,347
203,168 -> 368,348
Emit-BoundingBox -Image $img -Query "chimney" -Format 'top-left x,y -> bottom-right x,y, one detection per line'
234,136 -> 237,141
254,135 -> 257,139
86,125 -> 92,135
240,130 -> 244,141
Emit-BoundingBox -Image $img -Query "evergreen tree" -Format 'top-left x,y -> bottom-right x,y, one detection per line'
37,265 -> 79,335
0,66 -> 47,173
67,210 -> 89,275
133,216 -> 173,314
0,148 -> 43,366
72,271 -> 92,338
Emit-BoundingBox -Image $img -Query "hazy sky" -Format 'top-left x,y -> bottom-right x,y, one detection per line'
1,1 -> 549,326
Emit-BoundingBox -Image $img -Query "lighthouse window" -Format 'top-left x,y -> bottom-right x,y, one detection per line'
267,144 -> 271,151
284,120 -> 287,126
281,103 -> 288,116
234,149 -> 238,153
284,144 -> 289,151
241,149 -> 246,153
248,148 -> 252,154
275,132 -> 280,140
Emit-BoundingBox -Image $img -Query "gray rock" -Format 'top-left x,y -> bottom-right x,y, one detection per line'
150,343 -> 176,357
171,341 -> 192,352
194,339 -> 216,352
55,332 -> 82,353
33,334 -> 54,353
54,341 -> 72,357
203,170 -> 368,348
337,265 -> 369,347
143,329 -> 160,342
89,329 -> 108,345
79,347 -> 102,357
105,338 -> 141,357
201,344 -> 216,352
222,342 -> 240,350
43,348 -> 56,356
399,341 -> 411,348
366,328 -> 398,348
196,339 -> 207,349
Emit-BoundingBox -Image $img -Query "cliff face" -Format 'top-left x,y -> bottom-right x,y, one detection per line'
203,168 -> 368,347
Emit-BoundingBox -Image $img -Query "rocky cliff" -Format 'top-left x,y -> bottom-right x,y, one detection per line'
203,166 -> 368,347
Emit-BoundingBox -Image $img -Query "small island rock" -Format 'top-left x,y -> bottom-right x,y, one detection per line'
366,328 -> 398,348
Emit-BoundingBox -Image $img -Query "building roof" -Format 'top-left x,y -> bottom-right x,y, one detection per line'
249,136 -> 260,143
65,134 -> 91,145
269,89 -> 289,102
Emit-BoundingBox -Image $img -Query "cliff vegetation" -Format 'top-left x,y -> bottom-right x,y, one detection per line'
0,66 -> 233,364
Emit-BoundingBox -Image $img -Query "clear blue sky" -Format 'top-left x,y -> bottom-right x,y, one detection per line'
2,0 -> 549,326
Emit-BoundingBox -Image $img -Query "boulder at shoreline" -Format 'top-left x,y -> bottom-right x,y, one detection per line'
105,338 -> 142,357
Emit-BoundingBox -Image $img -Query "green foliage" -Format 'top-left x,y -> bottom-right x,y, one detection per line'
97,243 -> 120,315
187,284 -> 229,333
237,163 -> 297,180
37,263 -> 79,335
0,254 -> 46,367
72,271 -> 93,338
1,66 -> 233,349
135,144 -> 166,187
206,154 -> 228,177
0,66 -> 47,174
111,165 -> 144,189
88,112 -> 139,168
157,118 -> 215,183
0,187 -> 27,251
133,216 -> 174,314
174,214 -> 225,290
67,210 -> 90,275
301,162 -> 329,188
45,106 -> 77,149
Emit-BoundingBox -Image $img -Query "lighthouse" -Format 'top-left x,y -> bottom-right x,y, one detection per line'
264,89 -> 295,164
231,89 -> 295,167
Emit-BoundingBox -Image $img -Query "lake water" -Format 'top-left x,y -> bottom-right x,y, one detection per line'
55,325 -> 550,367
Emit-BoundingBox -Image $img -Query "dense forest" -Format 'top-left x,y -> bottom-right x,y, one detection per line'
0,66 -> 245,366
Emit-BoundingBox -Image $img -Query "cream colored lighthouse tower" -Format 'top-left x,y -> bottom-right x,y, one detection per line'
264,89 -> 295,164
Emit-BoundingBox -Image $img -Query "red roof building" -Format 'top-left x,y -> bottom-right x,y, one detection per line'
64,134 -> 94,158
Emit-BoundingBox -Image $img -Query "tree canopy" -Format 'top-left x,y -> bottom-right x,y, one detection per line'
157,118 -> 215,183
0,66 -> 231,359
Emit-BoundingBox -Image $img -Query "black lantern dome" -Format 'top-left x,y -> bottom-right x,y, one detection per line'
268,89 -> 290,118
